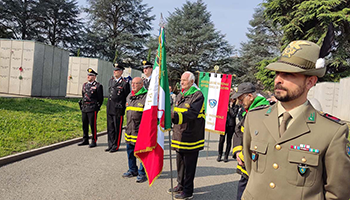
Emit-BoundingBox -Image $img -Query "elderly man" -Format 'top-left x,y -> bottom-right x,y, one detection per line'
141,60 -> 152,89
106,62 -> 130,153
78,68 -> 104,148
168,71 -> 205,200
122,77 -> 148,183
242,40 -> 350,200
231,82 -> 270,200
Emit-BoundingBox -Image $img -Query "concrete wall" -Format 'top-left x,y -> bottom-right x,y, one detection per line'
308,77 -> 350,122
0,39 -> 69,97
67,57 -> 142,97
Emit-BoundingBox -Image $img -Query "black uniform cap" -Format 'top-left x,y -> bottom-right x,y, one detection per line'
87,68 -> 98,76
141,60 -> 152,69
113,62 -> 125,71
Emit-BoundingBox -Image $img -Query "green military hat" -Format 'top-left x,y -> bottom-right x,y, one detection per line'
87,68 -> 98,76
266,40 -> 326,77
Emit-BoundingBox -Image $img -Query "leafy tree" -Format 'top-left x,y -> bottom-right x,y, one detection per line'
264,0 -> 350,81
0,0 -> 40,40
35,0 -> 83,52
83,0 -> 155,62
165,0 -> 233,78
238,5 -> 282,89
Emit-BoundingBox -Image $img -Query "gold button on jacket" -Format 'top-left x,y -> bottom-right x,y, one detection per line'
242,104 -> 350,200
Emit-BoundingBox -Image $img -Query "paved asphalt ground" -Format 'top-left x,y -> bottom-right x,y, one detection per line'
0,131 -> 241,200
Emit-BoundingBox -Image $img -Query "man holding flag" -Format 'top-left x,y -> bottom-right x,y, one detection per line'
134,25 -> 172,186
123,77 -> 148,183
169,71 -> 205,200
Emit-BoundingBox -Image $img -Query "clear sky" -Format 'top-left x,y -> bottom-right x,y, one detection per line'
77,0 -> 264,51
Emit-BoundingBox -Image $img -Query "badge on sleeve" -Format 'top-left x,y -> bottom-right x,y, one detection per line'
346,142 -> 350,157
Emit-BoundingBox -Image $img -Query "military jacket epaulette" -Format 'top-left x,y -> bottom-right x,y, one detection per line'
319,111 -> 345,125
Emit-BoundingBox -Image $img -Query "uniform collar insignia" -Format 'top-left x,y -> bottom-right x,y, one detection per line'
308,112 -> 315,122
266,107 -> 272,115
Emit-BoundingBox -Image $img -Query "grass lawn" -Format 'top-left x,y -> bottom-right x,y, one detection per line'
0,97 -> 108,157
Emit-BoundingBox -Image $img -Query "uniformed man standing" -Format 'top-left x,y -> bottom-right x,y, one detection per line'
106,63 -> 130,153
141,60 -> 152,90
168,71 -> 205,200
231,82 -> 269,200
78,68 -> 104,148
122,77 -> 148,183
242,40 -> 350,200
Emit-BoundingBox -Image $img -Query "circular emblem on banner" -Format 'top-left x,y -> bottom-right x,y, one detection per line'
209,99 -> 217,108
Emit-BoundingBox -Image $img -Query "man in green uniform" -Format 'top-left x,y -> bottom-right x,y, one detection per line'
231,82 -> 269,200
242,40 -> 350,200
122,77 -> 148,183
168,71 -> 205,200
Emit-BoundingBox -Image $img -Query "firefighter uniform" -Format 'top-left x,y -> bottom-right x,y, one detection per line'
106,65 -> 130,152
79,68 -> 103,147
124,87 -> 147,181
171,86 -> 205,197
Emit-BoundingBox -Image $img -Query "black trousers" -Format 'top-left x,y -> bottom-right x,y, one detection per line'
218,126 -> 234,157
237,175 -> 248,200
176,151 -> 199,196
107,114 -> 123,150
82,111 -> 98,142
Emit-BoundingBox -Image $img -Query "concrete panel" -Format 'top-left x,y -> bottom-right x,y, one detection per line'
51,48 -> 62,96
59,51 -> 69,97
20,41 -> 35,96
31,43 -> 45,96
42,45 -> 54,96
79,57 -> 90,87
313,82 -> 336,114
69,57 -> 80,95
0,40 -> 11,93
8,40 -> 23,94
332,84 -> 340,118
131,68 -> 142,78
67,57 -> 73,94
339,77 -> 350,121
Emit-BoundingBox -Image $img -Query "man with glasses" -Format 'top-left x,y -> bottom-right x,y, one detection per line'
78,68 -> 104,148
106,62 -> 130,153
123,77 -> 148,183
141,60 -> 152,89
231,82 -> 269,200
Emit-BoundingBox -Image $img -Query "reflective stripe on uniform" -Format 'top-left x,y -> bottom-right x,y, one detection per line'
237,165 -> 249,176
174,107 -> 205,120
171,139 -> 205,150
232,146 -> 243,154
125,133 -> 137,143
178,112 -> 183,124
238,151 -> 244,162
126,106 -> 143,112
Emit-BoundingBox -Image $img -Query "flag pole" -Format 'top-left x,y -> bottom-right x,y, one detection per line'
168,130 -> 174,200
206,131 -> 210,159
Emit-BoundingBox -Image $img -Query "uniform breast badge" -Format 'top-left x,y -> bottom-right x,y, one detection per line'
290,144 -> 319,153
252,152 -> 258,162
298,164 -> 309,176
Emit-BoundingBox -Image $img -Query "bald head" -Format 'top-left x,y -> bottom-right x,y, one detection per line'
131,77 -> 143,93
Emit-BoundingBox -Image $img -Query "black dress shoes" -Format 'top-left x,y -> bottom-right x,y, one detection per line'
78,141 -> 89,146
105,147 -> 111,152
89,141 -> 97,148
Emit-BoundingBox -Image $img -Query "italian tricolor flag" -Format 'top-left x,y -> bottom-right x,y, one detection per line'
199,72 -> 232,135
134,26 -> 171,186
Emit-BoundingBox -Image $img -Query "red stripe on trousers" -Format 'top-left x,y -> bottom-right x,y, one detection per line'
116,116 -> 123,150
93,111 -> 97,142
